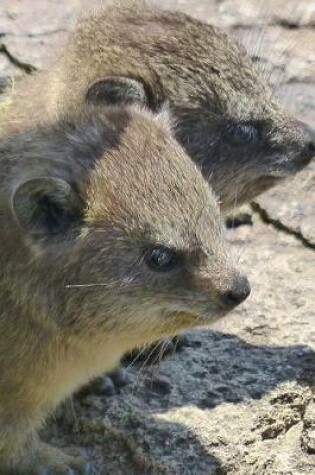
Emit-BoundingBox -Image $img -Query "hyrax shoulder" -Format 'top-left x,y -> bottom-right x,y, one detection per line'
1,1 -> 313,209
0,104 -> 249,473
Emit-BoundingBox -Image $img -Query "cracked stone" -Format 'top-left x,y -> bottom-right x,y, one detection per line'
254,162 -> 315,248
0,42 -> 37,73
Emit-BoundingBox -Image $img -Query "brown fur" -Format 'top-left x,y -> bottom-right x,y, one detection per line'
0,104 -> 249,473
0,1 -> 313,210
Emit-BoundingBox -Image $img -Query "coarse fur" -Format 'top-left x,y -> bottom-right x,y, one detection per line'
0,1 -> 313,209
0,104 -> 249,474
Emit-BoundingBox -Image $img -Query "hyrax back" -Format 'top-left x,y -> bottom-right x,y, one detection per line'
1,1 -> 313,209
0,104 -> 249,474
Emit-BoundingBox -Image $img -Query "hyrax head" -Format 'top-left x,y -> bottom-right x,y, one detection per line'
9,106 -> 249,347
54,3 -> 314,210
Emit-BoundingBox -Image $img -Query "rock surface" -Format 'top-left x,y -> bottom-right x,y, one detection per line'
1,1 -> 314,473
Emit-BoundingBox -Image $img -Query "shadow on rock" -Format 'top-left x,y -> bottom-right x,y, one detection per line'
48,333 -> 314,473
129,330 -> 315,410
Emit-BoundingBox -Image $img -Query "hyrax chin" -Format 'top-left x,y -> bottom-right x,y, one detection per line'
1,1 -> 313,210
0,105 -> 250,474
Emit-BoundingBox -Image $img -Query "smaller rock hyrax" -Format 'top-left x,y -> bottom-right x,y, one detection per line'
1,1 -> 313,209
0,104 -> 250,474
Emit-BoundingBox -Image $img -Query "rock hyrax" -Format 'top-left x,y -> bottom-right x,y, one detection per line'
0,104 -> 250,474
1,1 -> 313,209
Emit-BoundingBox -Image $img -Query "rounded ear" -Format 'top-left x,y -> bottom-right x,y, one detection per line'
86,76 -> 152,108
12,177 -> 83,240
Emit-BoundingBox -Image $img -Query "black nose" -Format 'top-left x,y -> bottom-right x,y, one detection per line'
223,275 -> 251,307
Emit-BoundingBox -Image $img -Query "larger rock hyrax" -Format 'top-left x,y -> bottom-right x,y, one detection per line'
1,1 -> 313,209
0,104 -> 250,474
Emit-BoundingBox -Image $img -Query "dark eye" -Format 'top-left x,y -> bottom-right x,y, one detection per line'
225,124 -> 258,146
145,246 -> 178,272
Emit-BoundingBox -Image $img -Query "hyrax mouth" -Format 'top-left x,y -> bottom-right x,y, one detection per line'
268,152 -> 313,178
165,274 -> 251,326
272,123 -> 315,177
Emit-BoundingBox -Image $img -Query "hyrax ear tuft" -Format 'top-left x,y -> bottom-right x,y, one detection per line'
12,177 -> 83,239
86,76 -> 151,108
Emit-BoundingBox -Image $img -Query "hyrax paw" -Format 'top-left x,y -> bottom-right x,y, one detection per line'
19,443 -> 96,475
37,443 -> 94,475
77,368 -> 131,398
